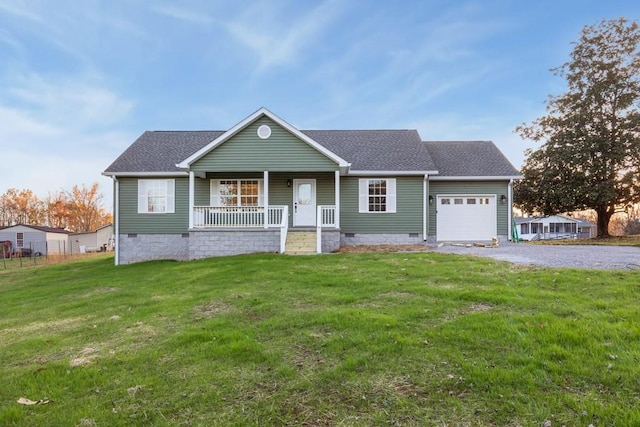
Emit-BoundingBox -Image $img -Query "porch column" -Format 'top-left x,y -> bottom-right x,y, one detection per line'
188,171 -> 194,229
263,170 -> 269,229
423,175 -> 428,241
508,179 -> 513,241
114,177 -> 120,266
334,170 -> 340,228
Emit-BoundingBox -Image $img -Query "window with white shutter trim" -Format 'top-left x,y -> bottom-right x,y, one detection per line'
358,178 -> 396,213
137,179 -> 175,213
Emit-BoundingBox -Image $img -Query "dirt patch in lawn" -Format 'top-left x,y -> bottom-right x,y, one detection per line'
337,244 -> 432,253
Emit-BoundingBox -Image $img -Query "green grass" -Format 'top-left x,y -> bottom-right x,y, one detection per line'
1,253 -> 639,426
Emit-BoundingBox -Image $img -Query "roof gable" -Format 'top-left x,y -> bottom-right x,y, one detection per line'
103,108 -> 521,178
177,108 -> 349,170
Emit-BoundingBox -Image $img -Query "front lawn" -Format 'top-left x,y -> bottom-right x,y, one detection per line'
1,253 -> 639,426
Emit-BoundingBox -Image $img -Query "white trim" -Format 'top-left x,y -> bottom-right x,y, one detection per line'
102,171 -> 188,177
358,178 -> 397,214
429,175 -> 523,181
176,107 -> 350,169
293,179 -> 316,227
348,170 -> 438,176
188,172 -> 195,229
209,178 -> 264,207
263,171 -> 269,229
334,170 -> 340,229
114,177 -> 119,266
138,179 -> 175,214
423,176 -> 428,241
508,178 -> 513,241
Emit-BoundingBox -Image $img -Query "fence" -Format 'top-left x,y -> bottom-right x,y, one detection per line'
1,240 -> 111,269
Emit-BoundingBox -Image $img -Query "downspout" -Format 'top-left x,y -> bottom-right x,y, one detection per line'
423,175 -> 428,241
113,176 -> 119,266
335,170 -> 340,229
508,179 -> 513,241
188,171 -> 195,229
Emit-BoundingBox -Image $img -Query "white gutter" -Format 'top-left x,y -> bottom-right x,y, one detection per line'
429,175 -> 523,181
347,170 -> 439,176
103,171 -> 188,177
423,175 -> 428,241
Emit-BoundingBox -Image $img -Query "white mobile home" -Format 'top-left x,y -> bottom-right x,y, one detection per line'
0,224 -> 71,256
515,215 -> 596,241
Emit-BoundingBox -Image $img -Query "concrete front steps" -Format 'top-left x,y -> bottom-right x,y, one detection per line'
285,230 -> 317,255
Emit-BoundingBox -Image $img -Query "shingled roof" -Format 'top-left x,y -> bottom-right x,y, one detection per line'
424,140 -> 520,177
105,129 -> 439,174
104,126 -> 519,178
302,130 -> 437,172
105,131 -> 224,174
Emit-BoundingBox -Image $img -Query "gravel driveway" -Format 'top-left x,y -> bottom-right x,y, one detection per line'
436,242 -> 640,270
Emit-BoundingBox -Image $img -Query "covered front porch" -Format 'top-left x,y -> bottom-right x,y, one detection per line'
186,171 -> 341,255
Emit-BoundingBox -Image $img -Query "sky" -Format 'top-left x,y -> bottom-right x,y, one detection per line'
1,0 -> 639,210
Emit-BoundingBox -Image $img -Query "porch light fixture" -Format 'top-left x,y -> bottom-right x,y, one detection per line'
500,195 -> 507,204
428,195 -> 434,204
287,179 -> 292,187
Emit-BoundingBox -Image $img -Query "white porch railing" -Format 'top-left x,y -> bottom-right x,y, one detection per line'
316,205 -> 336,253
193,206 -> 287,228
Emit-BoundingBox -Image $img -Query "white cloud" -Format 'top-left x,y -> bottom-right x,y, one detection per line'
0,73 -> 134,208
151,4 -> 213,25
6,73 -> 133,128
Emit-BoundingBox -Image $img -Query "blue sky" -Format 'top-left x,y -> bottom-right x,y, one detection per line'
1,0 -> 638,209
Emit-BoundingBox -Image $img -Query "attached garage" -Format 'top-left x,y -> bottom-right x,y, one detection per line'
436,195 -> 497,241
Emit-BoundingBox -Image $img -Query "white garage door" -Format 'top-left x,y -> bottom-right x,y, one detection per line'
436,195 -> 497,241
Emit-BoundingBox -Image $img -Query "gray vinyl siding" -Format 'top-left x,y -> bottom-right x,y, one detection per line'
191,117 -> 339,172
428,181 -> 510,235
118,177 -> 189,234
340,176 -> 424,234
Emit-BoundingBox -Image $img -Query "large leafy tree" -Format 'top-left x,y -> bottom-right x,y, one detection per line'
515,18 -> 640,237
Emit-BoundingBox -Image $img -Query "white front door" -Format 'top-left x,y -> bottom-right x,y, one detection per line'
293,179 -> 316,226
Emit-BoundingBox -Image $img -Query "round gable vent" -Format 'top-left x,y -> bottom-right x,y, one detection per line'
257,125 -> 272,139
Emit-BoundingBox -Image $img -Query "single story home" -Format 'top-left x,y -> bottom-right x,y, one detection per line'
69,224 -> 114,253
515,214 -> 596,241
103,108 -> 521,265
0,224 -> 72,256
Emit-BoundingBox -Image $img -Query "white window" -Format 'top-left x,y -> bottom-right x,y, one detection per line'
16,232 -> 24,248
466,198 -> 476,205
454,198 -> 463,205
210,180 -> 264,207
520,223 -> 529,234
138,179 -> 175,213
441,198 -> 451,205
358,178 -> 396,213
479,198 -> 490,205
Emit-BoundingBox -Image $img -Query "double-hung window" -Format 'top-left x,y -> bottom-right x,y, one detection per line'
210,180 -> 263,207
358,178 -> 396,213
138,179 -> 175,213
16,232 -> 24,248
